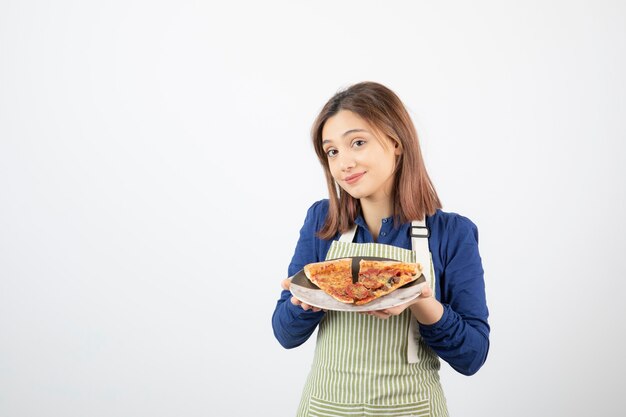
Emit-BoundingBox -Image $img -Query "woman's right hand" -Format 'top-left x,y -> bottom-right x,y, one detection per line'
281,278 -> 323,312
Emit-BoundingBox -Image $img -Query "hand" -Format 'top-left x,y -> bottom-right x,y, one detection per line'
281,278 -> 323,313
363,299 -> 416,320
363,283 -> 441,322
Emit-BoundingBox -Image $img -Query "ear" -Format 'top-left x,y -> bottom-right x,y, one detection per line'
394,142 -> 402,156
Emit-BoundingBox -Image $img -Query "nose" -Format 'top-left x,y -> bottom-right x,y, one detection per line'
337,152 -> 356,172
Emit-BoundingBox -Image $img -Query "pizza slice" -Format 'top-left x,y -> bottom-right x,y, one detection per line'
302,258 -> 422,306
303,258 -> 354,303
345,282 -> 378,305
355,260 -> 422,305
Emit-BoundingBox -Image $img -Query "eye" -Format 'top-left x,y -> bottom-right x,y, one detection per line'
353,139 -> 366,148
326,148 -> 338,158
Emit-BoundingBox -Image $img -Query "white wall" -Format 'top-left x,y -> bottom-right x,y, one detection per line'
1,1 -> 625,416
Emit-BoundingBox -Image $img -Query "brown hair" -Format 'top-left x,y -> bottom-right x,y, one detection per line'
312,81 -> 442,239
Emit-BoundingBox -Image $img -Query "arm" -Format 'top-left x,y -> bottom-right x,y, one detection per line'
418,215 -> 490,376
272,289 -> 324,348
271,201 -> 327,349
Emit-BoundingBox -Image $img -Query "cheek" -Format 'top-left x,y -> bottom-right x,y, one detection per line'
328,162 -> 341,179
381,153 -> 397,172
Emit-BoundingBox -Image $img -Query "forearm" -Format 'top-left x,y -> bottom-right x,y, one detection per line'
272,290 -> 324,349
418,304 -> 490,375
408,296 -> 444,325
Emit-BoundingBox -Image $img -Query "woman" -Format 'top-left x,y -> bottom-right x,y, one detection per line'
272,81 -> 489,417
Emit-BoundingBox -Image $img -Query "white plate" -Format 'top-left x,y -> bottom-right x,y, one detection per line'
289,256 -> 427,312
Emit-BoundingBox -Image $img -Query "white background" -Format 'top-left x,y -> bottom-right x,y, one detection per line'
1,1 -> 625,416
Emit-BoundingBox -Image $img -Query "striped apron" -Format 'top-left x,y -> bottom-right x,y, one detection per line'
296,221 -> 448,417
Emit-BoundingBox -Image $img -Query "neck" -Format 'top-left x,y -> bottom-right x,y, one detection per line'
360,197 -> 393,241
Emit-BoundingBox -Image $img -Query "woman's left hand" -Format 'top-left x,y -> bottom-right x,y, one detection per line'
363,283 -> 440,322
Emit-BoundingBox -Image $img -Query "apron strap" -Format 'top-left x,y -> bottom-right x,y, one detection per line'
339,224 -> 358,243
410,219 -> 431,284
408,219 -> 432,364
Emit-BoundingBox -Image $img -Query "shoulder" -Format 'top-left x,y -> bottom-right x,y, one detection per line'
299,199 -> 330,235
427,209 -> 479,243
306,199 -> 330,217
302,199 -> 329,226
426,210 -> 482,270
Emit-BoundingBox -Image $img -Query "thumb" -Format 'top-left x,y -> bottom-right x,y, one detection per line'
281,278 -> 292,291
419,283 -> 433,298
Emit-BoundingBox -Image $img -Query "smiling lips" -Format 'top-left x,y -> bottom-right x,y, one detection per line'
344,172 -> 365,185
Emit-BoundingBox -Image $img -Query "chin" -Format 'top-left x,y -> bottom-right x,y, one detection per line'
343,189 -> 367,200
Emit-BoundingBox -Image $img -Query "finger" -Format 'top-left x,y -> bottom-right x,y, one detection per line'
281,278 -> 292,291
289,295 -> 321,312
380,306 -> 402,316
290,296 -> 302,306
369,311 -> 390,320
301,302 -> 321,312
419,285 -> 433,298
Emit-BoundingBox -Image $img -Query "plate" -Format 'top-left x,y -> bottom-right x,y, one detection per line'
289,256 -> 427,312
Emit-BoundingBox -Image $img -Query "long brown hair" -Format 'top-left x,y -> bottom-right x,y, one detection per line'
312,81 -> 442,239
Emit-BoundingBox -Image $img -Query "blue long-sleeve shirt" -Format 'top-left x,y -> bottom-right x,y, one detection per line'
272,200 -> 490,376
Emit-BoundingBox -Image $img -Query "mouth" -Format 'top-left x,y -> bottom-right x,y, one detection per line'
344,172 -> 365,185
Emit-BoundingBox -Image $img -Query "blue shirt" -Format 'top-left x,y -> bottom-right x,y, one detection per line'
271,200 -> 490,376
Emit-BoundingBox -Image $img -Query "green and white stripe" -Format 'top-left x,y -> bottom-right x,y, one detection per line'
309,397 -> 431,417
296,241 -> 448,417
329,242 -> 415,263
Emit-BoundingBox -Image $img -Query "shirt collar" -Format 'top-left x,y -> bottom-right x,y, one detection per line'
354,213 -> 394,228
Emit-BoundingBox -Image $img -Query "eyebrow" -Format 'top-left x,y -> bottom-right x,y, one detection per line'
322,129 -> 369,145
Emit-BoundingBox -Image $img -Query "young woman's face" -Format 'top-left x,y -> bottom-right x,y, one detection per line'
321,110 -> 400,202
